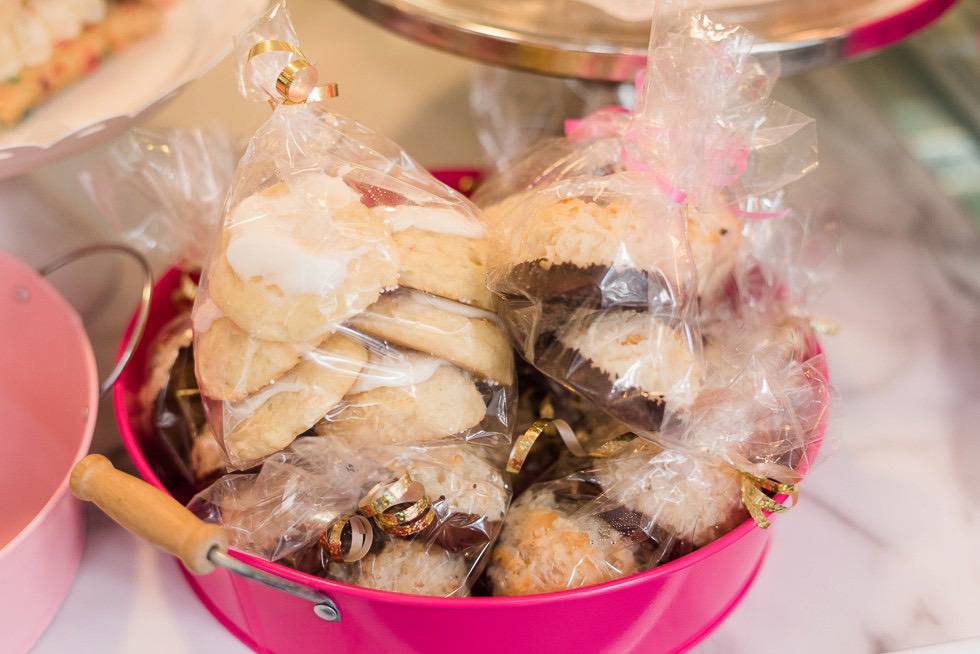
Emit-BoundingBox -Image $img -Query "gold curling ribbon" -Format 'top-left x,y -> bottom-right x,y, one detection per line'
357,470 -> 415,518
507,418 -> 639,474
809,318 -> 839,337
357,472 -> 435,537
739,470 -> 800,529
247,39 -> 339,105
320,514 -> 373,563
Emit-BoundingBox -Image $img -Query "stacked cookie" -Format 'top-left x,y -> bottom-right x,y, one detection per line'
193,170 -> 515,469
483,178 -> 706,434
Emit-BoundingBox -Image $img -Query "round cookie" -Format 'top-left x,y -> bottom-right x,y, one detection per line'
534,308 -> 701,433
594,444 -> 748,549
205,172 -> 399,343
486,190 -> 689,311
315,352 -> 487,446
347,288 -> 514,386
219,333 -> 368,467
194,313 -> 305,402
326,538 -> 471,597
382,203 -> 495,310
487,481 -> 643,596
398,442 -> 510,553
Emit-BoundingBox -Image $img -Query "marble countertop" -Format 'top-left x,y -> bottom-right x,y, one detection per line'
3,1 -> 979,653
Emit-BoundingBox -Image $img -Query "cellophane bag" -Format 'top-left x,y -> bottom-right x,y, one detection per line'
80,124 -> 236,275
188,1 -> 515,595
478,4 -> 833,479
486,361 -> 804,596
78,124 -> 238,495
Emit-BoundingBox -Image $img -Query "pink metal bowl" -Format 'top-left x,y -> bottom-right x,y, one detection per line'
113,263 -> 827,654
0,251 -> 98,654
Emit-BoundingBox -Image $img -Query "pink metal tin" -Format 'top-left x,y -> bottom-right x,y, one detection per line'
0,251 -> 98,654
114,263 -> 823,654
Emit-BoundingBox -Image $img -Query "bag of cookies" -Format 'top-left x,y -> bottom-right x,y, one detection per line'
478,5 -> 830,474
188,430 -> 511,596
194,1 -> 514,469
184,1 -> 516,595
487,422 -> 764,596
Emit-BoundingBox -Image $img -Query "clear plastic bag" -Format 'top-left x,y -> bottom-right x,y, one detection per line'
79,124 -> 237,274
187,1 -> 516,596
477,5 -> 832,473
189,436 -> 511,596
194,1 -> 515,470
486,433 -> 749,596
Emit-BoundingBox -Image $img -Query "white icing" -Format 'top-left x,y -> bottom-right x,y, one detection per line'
224,173 -> 376,295
0,30 -> 22,80
382,204 -> 485,239
13,10 -> 50,66
348,350 -> 445,394
406,289 -> 498,322
225,376 -> 308,421
28,0 -> 84,40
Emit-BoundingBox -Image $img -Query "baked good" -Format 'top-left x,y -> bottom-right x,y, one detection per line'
593,443 -> 748,549
347,288 -> 514,386
0,1 -> 164,128
485,191 -> 687,311
314,350 -> 487,446
205,172 -> 399,344
194,310 -> 305,402
326,538 -> 470,597
383,202 -> 495,310
487,480 -> 643,596
399,443 -> 510,553
533,308 -> 701,433
219,333 -> 368,466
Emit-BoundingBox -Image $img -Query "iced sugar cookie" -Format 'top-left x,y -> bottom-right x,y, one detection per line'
206,173 -> 399,344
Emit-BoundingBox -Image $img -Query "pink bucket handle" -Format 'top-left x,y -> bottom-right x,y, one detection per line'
38,243 -> 153,396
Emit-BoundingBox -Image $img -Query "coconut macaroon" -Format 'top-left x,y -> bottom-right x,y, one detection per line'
485,183 -> 691,312
402,443 -> 510,523
314,350 -> 487,447
380,202 -> 495,310
534,308 -> 702,433
593,444 -> 748,549
326,538 -> 471,597
204,172 -> 399,344
487,481 -> 643,596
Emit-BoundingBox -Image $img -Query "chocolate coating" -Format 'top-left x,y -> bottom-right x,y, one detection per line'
531,330 -> 667,434
498,260 -> 676,311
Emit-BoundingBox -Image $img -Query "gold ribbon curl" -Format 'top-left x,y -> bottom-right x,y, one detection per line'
318,469 -> 437,564
738,470 -> 800,529
247,40 -> 339,106
506,418 -> 639,474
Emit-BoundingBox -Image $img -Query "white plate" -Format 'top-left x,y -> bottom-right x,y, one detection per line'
0,0 -> 269,179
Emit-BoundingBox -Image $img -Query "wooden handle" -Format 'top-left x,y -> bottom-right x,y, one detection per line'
70,454 -> 228,575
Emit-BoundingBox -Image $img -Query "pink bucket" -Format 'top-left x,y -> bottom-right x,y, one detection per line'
114,264 -> 824,654
0,252 -> 97,654
112,171 -> 825,653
